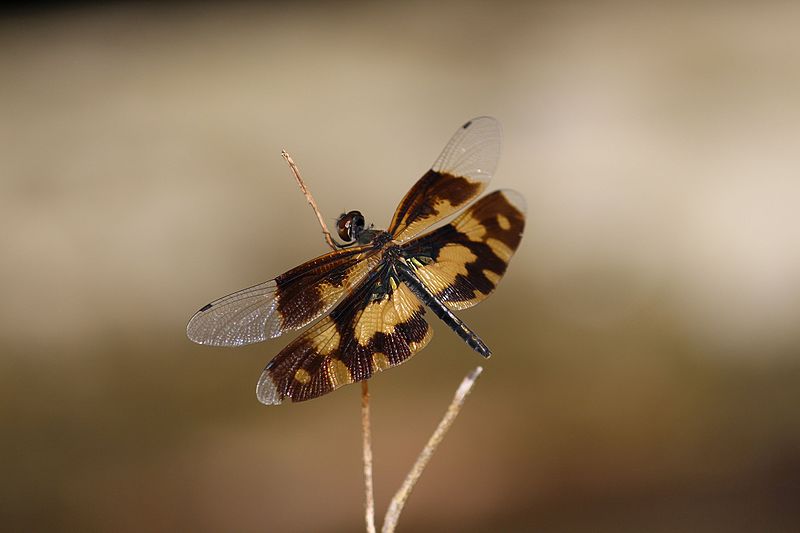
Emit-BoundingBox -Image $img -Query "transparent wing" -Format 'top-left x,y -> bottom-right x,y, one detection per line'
187,246 -> 381,346
187,279 -> 279,347
388,117 -> 502,242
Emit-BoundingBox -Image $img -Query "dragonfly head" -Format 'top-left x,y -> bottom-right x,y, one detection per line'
336,210 -> 366,243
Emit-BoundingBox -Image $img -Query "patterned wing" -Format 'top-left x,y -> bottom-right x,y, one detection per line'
400,190 -> 526,311
387,117 -> 502,242
257,266 -> 433,404
187,246 -> 381,346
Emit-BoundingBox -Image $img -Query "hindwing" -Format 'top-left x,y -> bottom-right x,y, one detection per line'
400,190 -> 525,310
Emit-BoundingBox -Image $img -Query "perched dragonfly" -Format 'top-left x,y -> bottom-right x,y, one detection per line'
187,117 -> 525,404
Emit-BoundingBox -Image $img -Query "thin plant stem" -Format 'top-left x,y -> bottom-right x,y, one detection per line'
361,381 -> 377,533
281,150 -> 338,251
282,150 -> 376,532
382,366 -> 484,533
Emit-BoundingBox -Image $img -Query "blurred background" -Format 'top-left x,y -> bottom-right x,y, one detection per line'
2,1 -> 799,531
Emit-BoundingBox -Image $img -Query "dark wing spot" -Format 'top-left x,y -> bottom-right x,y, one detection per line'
199,303 -> 213,312
462,120 -> 472,129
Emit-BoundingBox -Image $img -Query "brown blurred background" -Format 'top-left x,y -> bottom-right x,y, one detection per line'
2,1 -> 799,531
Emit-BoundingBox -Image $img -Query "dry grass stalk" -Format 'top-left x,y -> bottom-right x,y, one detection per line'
281,150 -> 338,250
381,366 -> 483,533
361,380 -> 377,533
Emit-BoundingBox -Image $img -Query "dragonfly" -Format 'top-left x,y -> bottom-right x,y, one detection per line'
187,117 -> 525,404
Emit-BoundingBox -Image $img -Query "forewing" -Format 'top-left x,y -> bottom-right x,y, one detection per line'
401,190 -> 525,310
388,117 -> 502,242
257,267 -> 433,404
187,246 -> 381,346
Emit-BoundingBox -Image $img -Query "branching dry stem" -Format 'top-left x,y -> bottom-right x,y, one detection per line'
282,151 -> 484,533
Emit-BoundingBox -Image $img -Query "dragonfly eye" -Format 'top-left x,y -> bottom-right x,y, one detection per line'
336,210 -> 366,242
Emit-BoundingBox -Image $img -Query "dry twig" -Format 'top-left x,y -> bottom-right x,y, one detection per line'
382,366 -> 484,533
361,381 -> 377,533
281,150 -> 338,250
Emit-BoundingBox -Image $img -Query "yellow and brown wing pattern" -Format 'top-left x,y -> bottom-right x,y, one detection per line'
257,266 -> 433,404
400,190 -> 526,311
187,246 -> 381,346
387,117 -> 501,242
